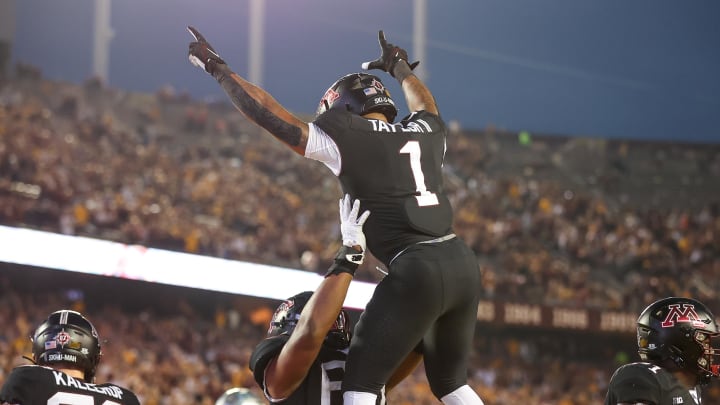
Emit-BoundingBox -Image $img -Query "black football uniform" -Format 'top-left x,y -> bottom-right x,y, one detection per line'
0,365 -> 140,405
311,109 -> 453,266
308,109 -> 481,399
605,362 -> 701,405
249,335 -> 385,405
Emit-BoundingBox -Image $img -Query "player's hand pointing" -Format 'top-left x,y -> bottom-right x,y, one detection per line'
187,26 -> 226,77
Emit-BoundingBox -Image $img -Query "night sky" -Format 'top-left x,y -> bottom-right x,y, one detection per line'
11,0 -> 720,143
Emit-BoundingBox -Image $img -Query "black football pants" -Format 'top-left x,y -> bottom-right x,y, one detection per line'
342,236 -> 481,399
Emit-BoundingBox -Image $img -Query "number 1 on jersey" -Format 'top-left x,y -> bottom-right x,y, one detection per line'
400,141 -> 439,207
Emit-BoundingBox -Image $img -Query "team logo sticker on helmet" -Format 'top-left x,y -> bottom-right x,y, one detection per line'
55,330 -> 72,347
661,303 -> 707,328
319,88 -> 340,110
370,78 -> 385,92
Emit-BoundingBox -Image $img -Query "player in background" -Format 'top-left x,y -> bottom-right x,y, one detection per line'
215,387 -> 263,405
188,26 -> 483,405
0,309 -> 141,405
605,297 -> 720,405
248,195 -> 421,404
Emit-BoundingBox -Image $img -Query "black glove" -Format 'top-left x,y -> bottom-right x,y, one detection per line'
324,245 -> 365,278
187,26 -> 226,77
361,30 -> 419,78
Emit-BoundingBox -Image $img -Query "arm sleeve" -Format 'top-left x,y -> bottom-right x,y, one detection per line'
306,122 -> 341,176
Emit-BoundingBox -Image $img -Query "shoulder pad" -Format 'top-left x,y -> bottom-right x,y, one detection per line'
249,335 -> 290,386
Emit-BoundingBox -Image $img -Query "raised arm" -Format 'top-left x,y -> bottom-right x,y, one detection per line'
187,26 -> 309,155
362,30 -> 438,116
395,63 -> 438,115
263,195 -> 369,399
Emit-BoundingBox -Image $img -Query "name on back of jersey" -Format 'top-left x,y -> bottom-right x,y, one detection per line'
369,119 -> 432,134
53,370 -> 125,400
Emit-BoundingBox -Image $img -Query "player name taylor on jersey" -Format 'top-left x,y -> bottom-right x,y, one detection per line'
367,117 -> 433,134
0,365 -> 140,405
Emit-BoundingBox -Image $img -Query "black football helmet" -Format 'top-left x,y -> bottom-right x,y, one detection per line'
637,297 -> 720,385
316,73 -> 398,122
268,291 -> 352,350
31,309 -> 102,382
215,387 -> 263,405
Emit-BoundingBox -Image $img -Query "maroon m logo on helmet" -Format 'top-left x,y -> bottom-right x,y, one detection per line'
661,303 -> 705,328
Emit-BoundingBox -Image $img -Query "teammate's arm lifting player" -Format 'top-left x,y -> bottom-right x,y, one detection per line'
262,195 -> 368,399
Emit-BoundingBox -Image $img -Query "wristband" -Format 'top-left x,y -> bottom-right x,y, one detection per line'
324,246 -> 364,278
392,60 -> 414,84
212,63 -> 232,82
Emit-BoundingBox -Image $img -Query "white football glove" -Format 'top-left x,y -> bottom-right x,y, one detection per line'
339,194 -> 370,251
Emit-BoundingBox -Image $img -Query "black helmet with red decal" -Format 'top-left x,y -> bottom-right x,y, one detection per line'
31,309 -> 102,382
316,73 -> 397,123
637,297 -> 720,384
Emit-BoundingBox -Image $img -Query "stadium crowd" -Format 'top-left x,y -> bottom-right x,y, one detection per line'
2,71 -> 718,314
0,267 -> 678,405
2,69 -> 720,403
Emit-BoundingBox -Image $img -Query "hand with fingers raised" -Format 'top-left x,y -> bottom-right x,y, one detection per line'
325,195 -> 370,278
361,30 -> 419,79
187,26 -> 227,78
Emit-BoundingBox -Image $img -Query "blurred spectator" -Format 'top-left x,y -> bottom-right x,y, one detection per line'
0,72 -> 718,315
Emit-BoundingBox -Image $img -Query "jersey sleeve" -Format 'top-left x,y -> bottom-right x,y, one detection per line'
606,364 -> 661,405
121,389 -> 141,405
0,366 -> 42,404
306,122 -> 342,175
248,335 -> 290,387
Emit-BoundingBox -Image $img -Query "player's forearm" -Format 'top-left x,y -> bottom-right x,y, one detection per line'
271,274 -> 351,393
214,65 -> 308,154
394,62 -> 439,115
296,274 -> 352,344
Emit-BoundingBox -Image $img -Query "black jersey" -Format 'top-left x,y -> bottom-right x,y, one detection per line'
0,365 -> 140,405
312,109 -> 454,265
249,335 -> 384,405
605,362 -> 701,405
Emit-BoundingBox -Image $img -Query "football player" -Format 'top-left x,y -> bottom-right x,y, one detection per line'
188,27 -> 483,405
0,309 -> 140,405
605,297 -> 720,405
248,195 -> 420,404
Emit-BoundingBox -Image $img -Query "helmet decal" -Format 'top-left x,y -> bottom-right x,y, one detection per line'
55,330 -> 72,347
319,88 -> 340,110
363,87 -> 377,96
370,78 -> 385,92
661,303 -> 707,328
